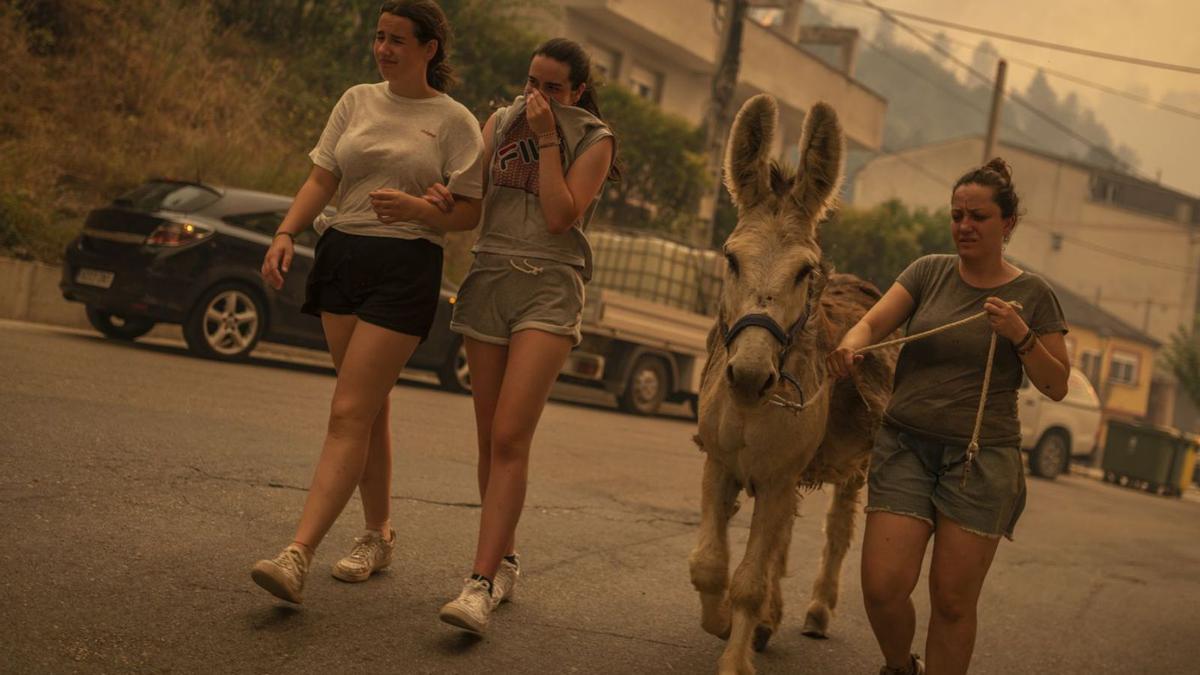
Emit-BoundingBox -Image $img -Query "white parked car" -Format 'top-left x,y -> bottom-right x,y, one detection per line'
1019,369 -> 1103,479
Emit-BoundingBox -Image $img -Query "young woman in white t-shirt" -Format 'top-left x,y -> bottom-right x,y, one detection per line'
250,0 -> 484,604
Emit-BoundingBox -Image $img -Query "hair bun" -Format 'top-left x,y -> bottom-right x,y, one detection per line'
984,157 -> 1013,185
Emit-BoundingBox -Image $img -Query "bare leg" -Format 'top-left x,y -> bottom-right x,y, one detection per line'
470,330 -> 572,578
689,455 -> 741,639
925,517 -> 1000,675
322,315 -> 393,535
720,484 -> 797,675
291,317 -> 420,552
803,468 -> 867,638
861,511 -> 934,670
464,337 -> 515,556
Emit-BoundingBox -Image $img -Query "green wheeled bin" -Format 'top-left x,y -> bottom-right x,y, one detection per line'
1101,419 -> 1198,497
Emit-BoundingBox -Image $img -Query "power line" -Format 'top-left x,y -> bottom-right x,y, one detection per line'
826,0 -> 1200,75
919,29 -> 1200,122
1022,220 -> 1198,274
842,0 -> 1152,180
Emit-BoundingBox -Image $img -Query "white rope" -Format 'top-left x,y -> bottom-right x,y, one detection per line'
767,301 -> 1023,483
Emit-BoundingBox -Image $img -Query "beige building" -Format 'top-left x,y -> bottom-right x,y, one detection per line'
542,0 -> 887,158
853,136 -> 1200,430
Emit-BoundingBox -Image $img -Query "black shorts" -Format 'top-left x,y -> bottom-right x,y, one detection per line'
301,228 -> 443,340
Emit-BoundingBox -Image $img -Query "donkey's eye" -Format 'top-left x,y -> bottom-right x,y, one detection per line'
726,253 -> 740,276
794,265 -> 813,286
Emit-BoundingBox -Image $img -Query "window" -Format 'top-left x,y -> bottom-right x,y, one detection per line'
1108,350 -> 1140,386
627,63 -> 662,102
1079,350 -> 1102,388
587,42 -> 620,81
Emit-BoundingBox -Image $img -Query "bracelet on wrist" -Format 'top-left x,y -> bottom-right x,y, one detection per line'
273,231 -> 295,241
1013,327 -> 1034,350
1016,333 -> 1039,356
538,141 -> 559,150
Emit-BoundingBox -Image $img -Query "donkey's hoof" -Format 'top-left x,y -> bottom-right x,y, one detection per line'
717,652 -> 756,675
752,624 -> 774,652
701,614 -> 732,641
801,603 -> 831,639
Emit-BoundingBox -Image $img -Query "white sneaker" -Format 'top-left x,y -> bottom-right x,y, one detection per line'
251,545 -> 309,604
492,554 -> 520,607
331,529 -> 395,583
439,578 -> 495,634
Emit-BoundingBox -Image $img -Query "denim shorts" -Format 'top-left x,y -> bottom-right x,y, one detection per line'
865,423 -> 1027,540
450,253 -> 584,346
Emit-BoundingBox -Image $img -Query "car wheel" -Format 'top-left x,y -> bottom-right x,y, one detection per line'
85,305 -> 154,341
1030,430 -> 1070,480
617,355 -> 669,416
437,337 -> 471,394
183,283 -> 264,360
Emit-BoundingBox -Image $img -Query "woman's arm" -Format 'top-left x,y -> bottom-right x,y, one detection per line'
526,90 -> 614,234
370,190 -> 482,233
262,166 -> 339,290
827,282 -> 916,378
984,296 -> 1070,400
1018,331 -> 1071,401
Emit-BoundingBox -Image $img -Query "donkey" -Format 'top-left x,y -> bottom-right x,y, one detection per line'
689,95 -> 898,675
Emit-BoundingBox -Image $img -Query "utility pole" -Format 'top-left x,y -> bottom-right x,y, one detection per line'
695,0 -> 750,249
982,59 -> 1007,162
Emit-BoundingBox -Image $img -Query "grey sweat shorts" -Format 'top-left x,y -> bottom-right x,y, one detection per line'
865,422 -> 1027,540
450,252 -> 585,346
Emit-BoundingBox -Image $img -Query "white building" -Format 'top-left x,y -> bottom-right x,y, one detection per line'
542,0 -> 887,158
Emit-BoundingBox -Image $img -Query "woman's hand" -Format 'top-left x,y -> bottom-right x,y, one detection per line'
421,182 -> 455,214
526,89 -> 557,137
826,345 -> 864,380
984,296 -> 1027,342
369,189 -> 423,224
261,235 -> 294,290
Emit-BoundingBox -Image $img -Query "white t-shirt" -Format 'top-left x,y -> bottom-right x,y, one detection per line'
309,82 -> 485,246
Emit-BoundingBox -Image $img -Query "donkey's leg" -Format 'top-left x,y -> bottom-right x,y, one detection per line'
689,455 -> 741,639
802,467 -> 867,638
719,484 -> 796,675
753,490 -> 795,652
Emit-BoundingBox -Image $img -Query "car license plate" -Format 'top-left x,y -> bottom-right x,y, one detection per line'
76,268 -> 115,289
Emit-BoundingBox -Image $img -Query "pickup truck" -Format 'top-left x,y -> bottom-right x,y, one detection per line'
1019,369 -> 1103,479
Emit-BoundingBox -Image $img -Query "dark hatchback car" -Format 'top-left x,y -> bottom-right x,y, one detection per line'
60,179 -> 470,391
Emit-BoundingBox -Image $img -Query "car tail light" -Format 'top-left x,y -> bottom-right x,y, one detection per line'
145,221 -> 213,246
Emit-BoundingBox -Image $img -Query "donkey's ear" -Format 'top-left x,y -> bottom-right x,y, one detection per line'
789,102 -> 845,231
724,95 -> 777,209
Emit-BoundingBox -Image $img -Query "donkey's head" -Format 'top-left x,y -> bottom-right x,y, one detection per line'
718,95 -> 844,404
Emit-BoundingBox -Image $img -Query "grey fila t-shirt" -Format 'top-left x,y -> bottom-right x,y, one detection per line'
309,82 -> 485,246
886,254 -> 1069,447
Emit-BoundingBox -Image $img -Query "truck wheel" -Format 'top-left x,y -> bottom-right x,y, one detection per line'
85,306 -> 154,341
618,356 -> 668,416
183,282 -> 264,360
1030,430 -> 1069,480
437,337 -> 471,394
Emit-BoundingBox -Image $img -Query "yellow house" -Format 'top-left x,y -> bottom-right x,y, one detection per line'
1034,270 -> 1161,420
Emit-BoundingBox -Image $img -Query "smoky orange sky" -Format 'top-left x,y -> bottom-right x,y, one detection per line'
812,0 -> 1200,194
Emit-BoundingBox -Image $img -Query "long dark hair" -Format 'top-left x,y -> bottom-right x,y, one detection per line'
533,38 -> 620,180
379,1 -> 455,92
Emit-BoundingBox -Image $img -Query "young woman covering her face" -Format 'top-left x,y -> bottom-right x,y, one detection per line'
422,38 -> 617,634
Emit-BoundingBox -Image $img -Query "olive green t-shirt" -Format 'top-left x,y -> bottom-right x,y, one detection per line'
885,254 -> 1069,446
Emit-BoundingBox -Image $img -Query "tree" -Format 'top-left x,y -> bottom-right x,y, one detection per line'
1162,317 -> 1200,412
593,85 -> 708,235
820,200 -> 951,290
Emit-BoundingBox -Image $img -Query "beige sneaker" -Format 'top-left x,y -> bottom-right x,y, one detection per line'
879,654 -> 925,675
439,578 -> 494,634
331,529 -> 395,583
251,545 -> 309,604
492,554 -> 520,607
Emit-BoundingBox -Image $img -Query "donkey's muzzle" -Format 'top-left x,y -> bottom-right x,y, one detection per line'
726,361 -> 778,402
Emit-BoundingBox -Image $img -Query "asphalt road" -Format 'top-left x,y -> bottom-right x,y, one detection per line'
1,319 -> 1197,674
